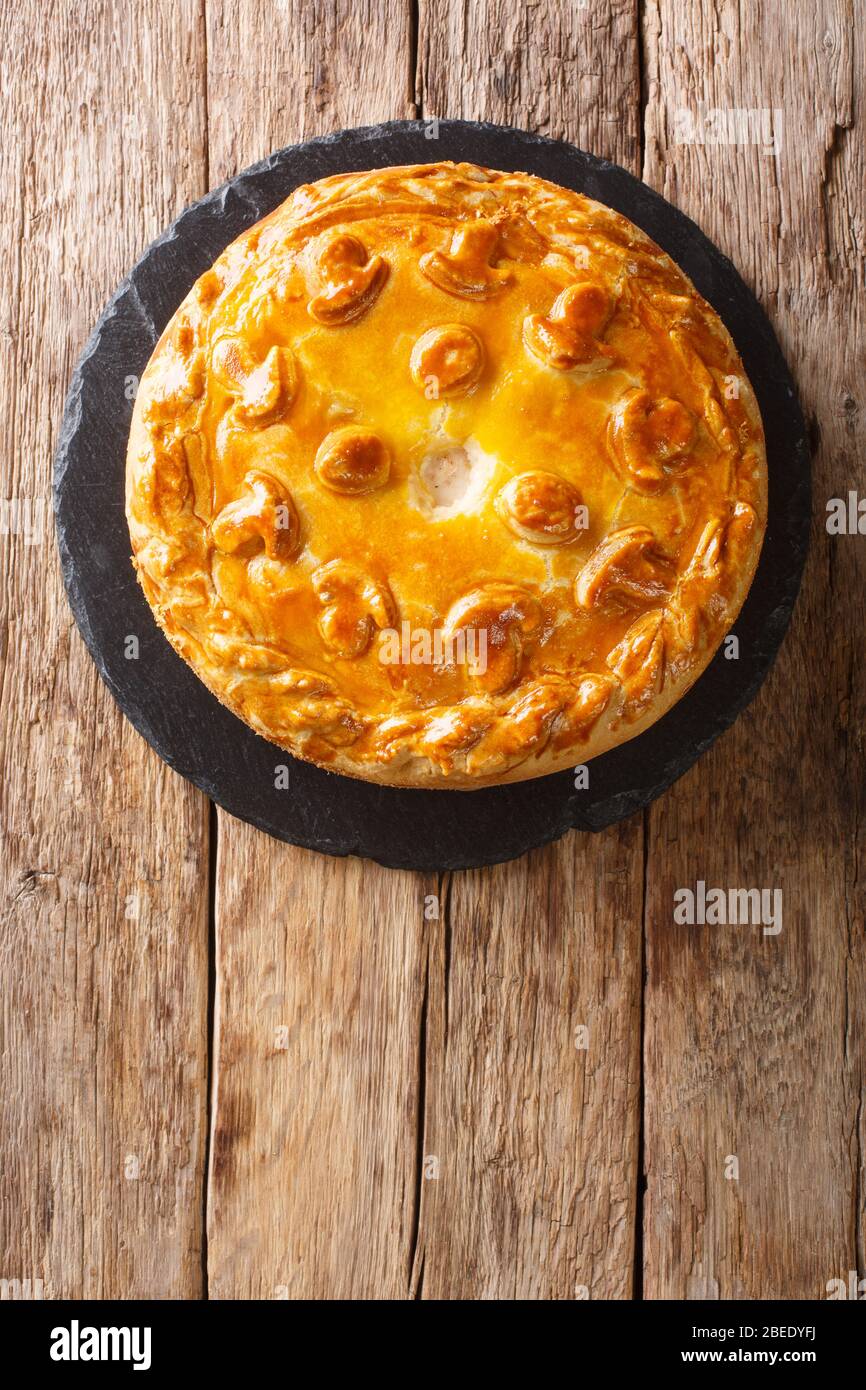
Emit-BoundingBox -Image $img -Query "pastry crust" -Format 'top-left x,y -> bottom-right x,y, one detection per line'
126,161 -> 767,789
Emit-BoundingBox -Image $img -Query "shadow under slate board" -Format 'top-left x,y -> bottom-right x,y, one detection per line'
54,120 -> 810,872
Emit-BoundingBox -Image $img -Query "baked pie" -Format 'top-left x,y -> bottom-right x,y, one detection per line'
126,161 -> 767,788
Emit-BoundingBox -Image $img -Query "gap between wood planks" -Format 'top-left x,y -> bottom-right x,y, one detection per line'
202,801 -> 218,1298
634,0 -> 652,1304
200,0 -> 213,1299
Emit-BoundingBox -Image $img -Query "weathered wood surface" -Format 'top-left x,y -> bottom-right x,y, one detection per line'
0,0 -> 861,1301
0,0 -> 210,1298
203,0 -> 428,1303
203,0 -> 645,1301
410,0 -> 646,1302
641,0 -> 865,1298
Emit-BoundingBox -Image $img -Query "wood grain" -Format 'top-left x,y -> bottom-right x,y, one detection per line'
0,0 -> 210,1298
420,0 -> 641,159
208,847 -> 430,1298
640,0 -> 865,1298
204,0 -> 647,1300
1,0 -> 861,1302
411,837 -> 644,1300
203,0 -> 426,1300
411,0 -> 647,1300
204,0 -> 418,183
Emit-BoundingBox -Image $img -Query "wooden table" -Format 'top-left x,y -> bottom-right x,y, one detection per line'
2,0 -> 863,1301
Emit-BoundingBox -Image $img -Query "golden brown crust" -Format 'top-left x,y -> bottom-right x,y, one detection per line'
126,160 -> 767,789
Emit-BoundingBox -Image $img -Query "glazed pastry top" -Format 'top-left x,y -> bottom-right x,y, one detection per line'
126,161 -> 767,786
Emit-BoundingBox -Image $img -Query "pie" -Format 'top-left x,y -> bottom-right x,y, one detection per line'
126,161 -> 767,789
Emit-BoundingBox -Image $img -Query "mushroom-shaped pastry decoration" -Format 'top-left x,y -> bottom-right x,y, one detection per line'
409,323 -> 485,398
523,281 -> 614,371
443,582 -> 542,695
419,219 -> 512,300
575,525 -> 672,609
496,470 -> 584,546
308,233 -> 388,325
311,560 -> 396,658
314,426 -> 391,495
609,389 -> 696,493
210,336 -> 298,426
211,470 -> 301,561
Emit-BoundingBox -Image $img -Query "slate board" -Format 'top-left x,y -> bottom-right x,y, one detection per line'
54,120 -> 810,871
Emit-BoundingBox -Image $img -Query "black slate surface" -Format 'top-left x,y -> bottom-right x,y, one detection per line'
54,120 -> 810,871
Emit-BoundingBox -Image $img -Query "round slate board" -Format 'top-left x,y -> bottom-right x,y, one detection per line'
54,120 -> 810,871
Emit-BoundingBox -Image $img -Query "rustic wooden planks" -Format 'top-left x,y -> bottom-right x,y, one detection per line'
203,0 -> 427,1300
207,844 -> 432,1298
410,837 -> 644,1300
640,0 -> 865,1298
420,0 -> 642,158
204,0 -> 647,1299
1,0 -> 860,1302
0,0 -> 210,1298
411,0 -> 646,1300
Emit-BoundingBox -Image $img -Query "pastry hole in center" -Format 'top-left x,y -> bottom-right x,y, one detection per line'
420,446 -> 473,507
414,437 -> 496,518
